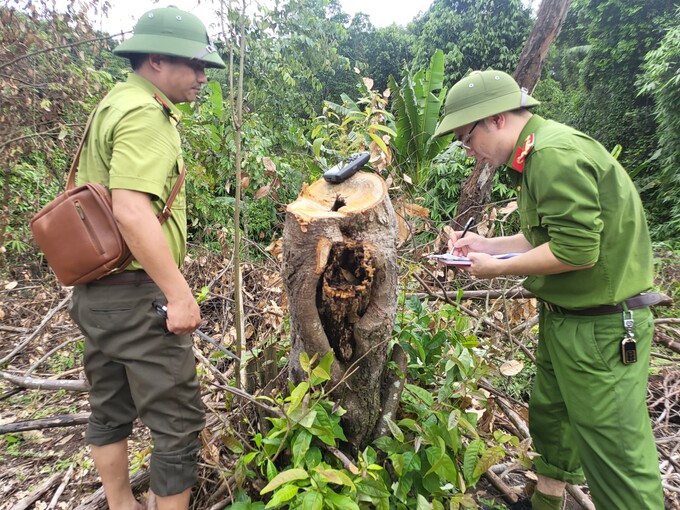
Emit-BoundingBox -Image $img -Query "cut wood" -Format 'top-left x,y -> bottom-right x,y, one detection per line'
0,412 -> 89,433
282,172 -> 399,449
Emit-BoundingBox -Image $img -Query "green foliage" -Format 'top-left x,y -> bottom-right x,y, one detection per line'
230,352 -> 391,509
232,304 -> 517,509
638,10 -> 680,241
375,294 -> 515,508
409,0 -> 533,85
310,79 -> 395,172
389,49 -> 453,187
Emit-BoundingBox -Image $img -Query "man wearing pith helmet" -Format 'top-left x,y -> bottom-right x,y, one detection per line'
68,6 -> 225,510
438,70 -> 664,509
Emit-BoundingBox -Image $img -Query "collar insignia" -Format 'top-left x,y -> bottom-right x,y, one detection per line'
153,93 -> 179,125
511,133 -> 535,173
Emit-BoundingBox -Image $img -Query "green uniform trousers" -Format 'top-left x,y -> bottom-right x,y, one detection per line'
529,306 -> 664,509
70,278 -> 205,497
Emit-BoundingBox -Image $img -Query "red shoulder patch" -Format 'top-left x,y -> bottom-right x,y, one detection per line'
511,133 -> 535,173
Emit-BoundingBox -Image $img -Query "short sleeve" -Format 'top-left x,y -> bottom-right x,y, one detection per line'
109,104 -> 180,198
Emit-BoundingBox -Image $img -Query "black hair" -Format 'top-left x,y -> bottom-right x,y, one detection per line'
128,53 -> 149,71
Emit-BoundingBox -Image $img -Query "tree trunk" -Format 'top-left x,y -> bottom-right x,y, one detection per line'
454,0 -> 571,229
282,172 -> 401,449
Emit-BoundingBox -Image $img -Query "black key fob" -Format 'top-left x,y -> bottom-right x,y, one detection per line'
620,337 -> 637,364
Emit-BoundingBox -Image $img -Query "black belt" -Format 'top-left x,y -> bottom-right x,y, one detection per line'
542,293 -> 664,316
88,270 -> 154,286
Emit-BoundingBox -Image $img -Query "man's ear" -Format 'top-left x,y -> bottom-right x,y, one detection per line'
488,113 -> 506,130
148,54 -> 164,71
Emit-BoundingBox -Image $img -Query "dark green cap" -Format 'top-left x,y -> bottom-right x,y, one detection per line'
434,70 -> 539,138
113,6 -> 226,69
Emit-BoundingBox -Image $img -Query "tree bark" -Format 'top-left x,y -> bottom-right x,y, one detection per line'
282,172 -> 400,449
454,0 -> 571,229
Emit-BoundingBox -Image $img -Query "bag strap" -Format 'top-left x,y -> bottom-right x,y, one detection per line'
156,165 -> 186,224
65,101 -> 187,224
65,109 -> 97,190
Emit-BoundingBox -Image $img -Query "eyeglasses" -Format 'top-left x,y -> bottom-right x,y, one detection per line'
459,121 -> 479,150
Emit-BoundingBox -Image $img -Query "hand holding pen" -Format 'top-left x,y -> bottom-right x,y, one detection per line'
448,217 -> 474,253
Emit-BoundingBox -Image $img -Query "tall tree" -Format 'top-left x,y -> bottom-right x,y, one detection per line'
453,0 -> 571,227
409,0 -> 534,85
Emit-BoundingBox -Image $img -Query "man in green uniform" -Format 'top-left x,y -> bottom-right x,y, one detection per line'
435,70 -> 664,509
68,7 -> 225,510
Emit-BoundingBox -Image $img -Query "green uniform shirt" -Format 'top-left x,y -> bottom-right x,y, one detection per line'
77,73 -> 187,269
505,115 -> 653,309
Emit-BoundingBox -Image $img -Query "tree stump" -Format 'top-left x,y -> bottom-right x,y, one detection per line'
282,171 -> 400,449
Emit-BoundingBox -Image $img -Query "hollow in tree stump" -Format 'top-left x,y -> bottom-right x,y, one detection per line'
282,171 -> 401,449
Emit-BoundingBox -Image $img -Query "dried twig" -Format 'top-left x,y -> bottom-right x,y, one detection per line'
47,464 -> 75,510
0,370 -> 88,392
1,290 -> 72,366
0,412 -> 89,433
9,471 -> 61,510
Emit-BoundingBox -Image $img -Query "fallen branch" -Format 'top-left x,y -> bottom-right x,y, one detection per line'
0,370 -> 88,392
0,412 -> 89,433
654,329 -> 680,354
412,288 -> 534,301
9,471 -> 61,510
47,464 -> 75,510
0,290 -> 72,366
483,469 -> 519,505
414,272 -> 536,362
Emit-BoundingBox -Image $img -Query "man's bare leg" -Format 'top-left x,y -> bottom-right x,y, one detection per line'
155,488 -> 191,510
90,440 -> 144,510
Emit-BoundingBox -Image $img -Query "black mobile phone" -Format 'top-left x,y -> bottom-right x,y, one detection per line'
323,152 -> 370,184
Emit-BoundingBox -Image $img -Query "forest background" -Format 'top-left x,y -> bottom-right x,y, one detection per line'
1,0 -> 679,508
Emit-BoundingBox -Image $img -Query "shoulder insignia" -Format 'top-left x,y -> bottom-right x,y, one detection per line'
511,133 -> 535,173
153,93 -> 179,125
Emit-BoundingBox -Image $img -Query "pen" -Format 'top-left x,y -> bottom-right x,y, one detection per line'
460,217 -> 474,238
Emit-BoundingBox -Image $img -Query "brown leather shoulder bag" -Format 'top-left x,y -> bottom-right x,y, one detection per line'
30,112 -> 186,286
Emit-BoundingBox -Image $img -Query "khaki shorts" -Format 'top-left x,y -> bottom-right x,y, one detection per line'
70,276 -> 205,496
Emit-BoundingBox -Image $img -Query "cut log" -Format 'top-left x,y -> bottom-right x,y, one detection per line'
282,171 -> 399,449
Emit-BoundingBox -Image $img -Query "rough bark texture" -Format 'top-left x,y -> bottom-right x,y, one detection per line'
282,172 -> 399,449
454,0 -> 571,229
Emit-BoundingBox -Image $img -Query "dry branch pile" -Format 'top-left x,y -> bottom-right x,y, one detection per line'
1,249 -> 679,510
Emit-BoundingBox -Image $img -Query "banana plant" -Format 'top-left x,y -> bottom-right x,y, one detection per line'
389,49 -> 453,187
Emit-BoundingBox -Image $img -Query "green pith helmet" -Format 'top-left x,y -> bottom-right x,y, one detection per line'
113,5 -> 226,69
434,70 -> 539,138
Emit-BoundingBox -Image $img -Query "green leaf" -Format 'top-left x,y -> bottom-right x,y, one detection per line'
368,132 -> 390,157
383,415 -> 404,443
288,381 -> 309,415
425,444 -> 457,482
324,491 -> 360,510
300,490 -> 323,510
299,352 -> 311,374
292,430 -> 313,468
312,137 -> 325,159
368,124 -> 397,137
311,351 -> 334,385
416,494 -> 433,510
406,383 -> 434,407
463,439 -> 484,484
260,469 -> 309,495
312,466 -> 355,489
265,484 -> 300,508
